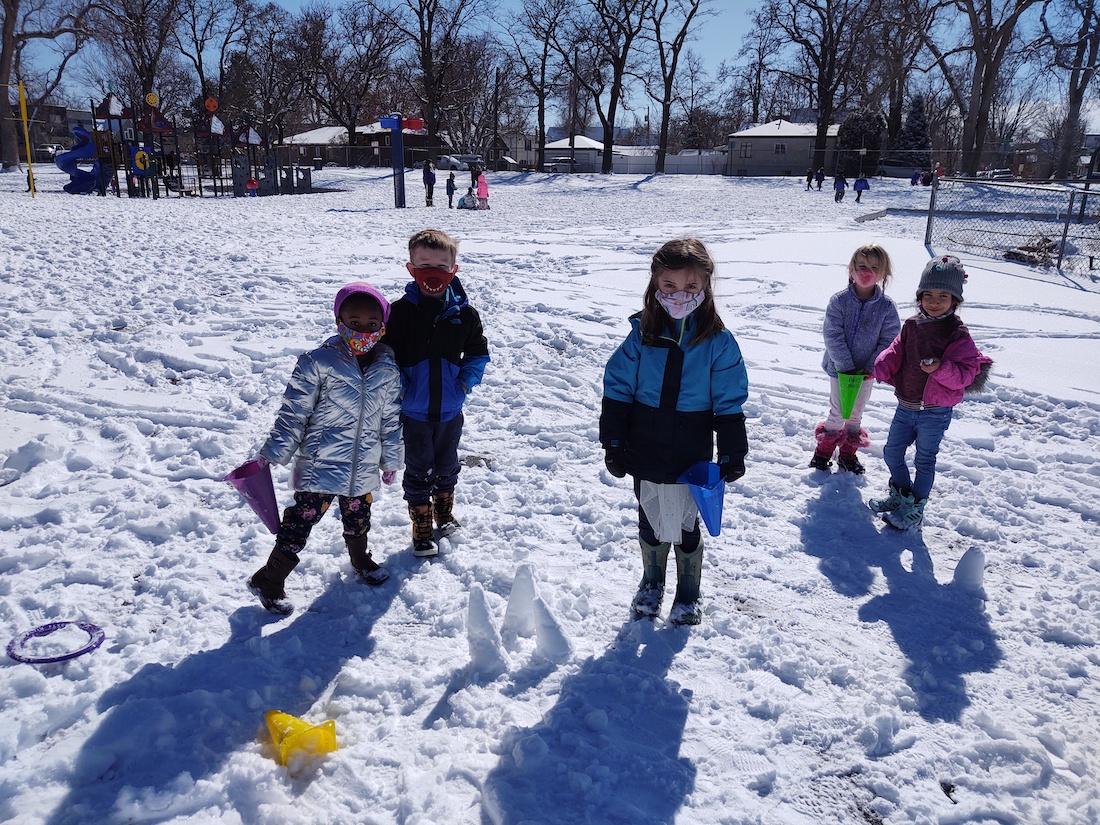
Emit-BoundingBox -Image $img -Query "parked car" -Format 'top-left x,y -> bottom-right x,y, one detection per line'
33,144 -> 65,162
437,154 -> 468,171
976,168 -> 1013,181
543,157 -> 580,173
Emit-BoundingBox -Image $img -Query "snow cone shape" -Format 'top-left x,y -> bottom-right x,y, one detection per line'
837,371 -> 865,420
223,459 -> 280,533
502,563 -> 538,648
468,583 -> 507,678
264,710 -> 337,769
532,597 -> 572,664
677,460 -> 724,537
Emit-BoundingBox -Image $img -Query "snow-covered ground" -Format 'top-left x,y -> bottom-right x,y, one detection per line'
1,166 -> 1098,824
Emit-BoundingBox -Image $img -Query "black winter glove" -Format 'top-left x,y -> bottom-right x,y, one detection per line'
604,449 -> 627,478
720,458 -> 746,483
715,412 -> 748,484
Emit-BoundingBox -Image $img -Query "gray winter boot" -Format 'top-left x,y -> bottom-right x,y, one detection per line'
631,539 -> 671,618
868,482 -> 909,514
248,547 -> 299,615
670,541 -> 704,626
884,494 -> 927,531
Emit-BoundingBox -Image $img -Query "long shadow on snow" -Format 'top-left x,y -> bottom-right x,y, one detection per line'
44,567 -> 406,825
482,621 -> 695,825
800,478 -> 1002,723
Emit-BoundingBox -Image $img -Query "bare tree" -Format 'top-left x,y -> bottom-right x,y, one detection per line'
1,0 -> 95,166
922,0 -> 1042,176
870,0 -> 936,147
769,0 -> 881,172
507,0 -> 568,169
733,8 -> 787,123
173,0 -> 251,102
291,1 -> 400,150
1039,0 -> 1100,177
226,2 -> 304,143
367,0 -> 487,141
553,0 -> 653,173
92,0 -> 183,99
645,0 -> 710,172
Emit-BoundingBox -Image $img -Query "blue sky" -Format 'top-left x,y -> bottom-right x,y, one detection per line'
270,0 -> 752,80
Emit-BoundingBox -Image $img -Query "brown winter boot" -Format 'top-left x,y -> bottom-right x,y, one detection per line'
248,547 -> 299,615
433,491 -> 460,537
345,534 -> 389,585
409,503 -> 438,557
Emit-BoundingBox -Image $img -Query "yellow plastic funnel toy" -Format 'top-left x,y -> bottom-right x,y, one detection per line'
265,710 -> 337,768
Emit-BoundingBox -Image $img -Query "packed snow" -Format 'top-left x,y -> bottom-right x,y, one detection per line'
1,165 -> 1099,824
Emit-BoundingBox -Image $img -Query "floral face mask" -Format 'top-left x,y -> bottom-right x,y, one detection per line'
338,322 -> 385,355
656,290 -> 702,320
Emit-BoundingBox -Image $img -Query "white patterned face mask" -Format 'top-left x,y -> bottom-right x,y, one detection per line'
656,290 -> 702,319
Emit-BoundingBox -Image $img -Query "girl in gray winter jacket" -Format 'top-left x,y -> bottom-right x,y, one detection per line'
248,282 -> 404,614
810,244 -> 901,474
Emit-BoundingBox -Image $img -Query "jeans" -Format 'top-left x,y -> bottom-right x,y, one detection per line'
882,405 -> 953,500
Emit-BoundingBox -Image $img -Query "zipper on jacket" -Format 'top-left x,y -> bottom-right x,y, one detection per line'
349,365 -> 369,494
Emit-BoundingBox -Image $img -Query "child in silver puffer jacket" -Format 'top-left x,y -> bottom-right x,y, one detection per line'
248,282 -> 404,614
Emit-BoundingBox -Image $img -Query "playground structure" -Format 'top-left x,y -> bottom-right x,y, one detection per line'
51,93 -> 316,198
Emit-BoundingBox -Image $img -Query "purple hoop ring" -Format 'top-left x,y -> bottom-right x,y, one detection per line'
7,621 -> 106,664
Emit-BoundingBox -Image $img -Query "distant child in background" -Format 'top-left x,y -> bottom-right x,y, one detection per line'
423,160 -> 436,207
600,239 -> 749,626
385,229 -> 490,556
854,176 -> 869,202
806,168 -> 814,191
476,171 -> 489,209
833,173 -> 848,202
447,172 -> 457,208
815,168 -> 825,190
248,283 -> 404,614
458,187 -> 477,209
810,244 -> 900,474
871,255 -> 992,530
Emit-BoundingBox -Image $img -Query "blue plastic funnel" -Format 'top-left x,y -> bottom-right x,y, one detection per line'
677,461 -> 724,537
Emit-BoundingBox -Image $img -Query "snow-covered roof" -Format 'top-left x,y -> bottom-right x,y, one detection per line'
283,122 -> 425,145
544,135 -> 605,150
729,119 -> 839,139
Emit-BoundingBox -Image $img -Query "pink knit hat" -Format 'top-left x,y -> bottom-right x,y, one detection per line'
334,282 -> 390,323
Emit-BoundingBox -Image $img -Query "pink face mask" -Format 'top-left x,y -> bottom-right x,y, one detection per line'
656,290 -> 702,319
852,267 -> 878,289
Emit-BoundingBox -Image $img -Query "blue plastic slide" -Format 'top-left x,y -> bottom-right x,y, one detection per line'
55,126 -> 102,194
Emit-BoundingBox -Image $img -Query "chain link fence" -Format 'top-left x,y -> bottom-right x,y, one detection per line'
925,177 -> 1100,275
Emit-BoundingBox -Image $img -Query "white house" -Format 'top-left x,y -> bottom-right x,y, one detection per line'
726,120 -> 839,177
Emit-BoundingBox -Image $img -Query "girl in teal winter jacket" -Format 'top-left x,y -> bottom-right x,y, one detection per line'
600,239 -> 749,626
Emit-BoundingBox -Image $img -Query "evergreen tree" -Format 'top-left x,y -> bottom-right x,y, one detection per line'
894,95 -> 931,168
833,108 -> 886,177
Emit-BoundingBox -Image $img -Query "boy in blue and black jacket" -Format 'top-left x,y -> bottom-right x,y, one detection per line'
385,229 -> 490,557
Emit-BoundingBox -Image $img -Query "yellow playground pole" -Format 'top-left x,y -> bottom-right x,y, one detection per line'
19,82 -> 36,197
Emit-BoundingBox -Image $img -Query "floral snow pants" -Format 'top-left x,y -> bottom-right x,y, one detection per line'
274,491 -> 373,557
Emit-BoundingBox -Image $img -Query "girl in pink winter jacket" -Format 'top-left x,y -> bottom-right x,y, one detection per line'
870,255 -> 992,530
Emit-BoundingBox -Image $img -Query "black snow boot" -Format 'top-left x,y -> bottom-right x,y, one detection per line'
346,534 -> 389,585
248,547 -> 299,615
